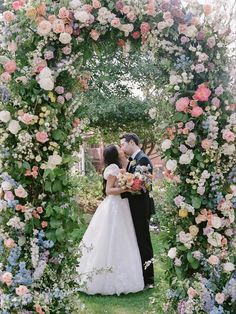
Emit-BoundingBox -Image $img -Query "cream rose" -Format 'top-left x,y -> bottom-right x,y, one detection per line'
0,110 -> 11,123
59,32 -> 72,44
166,159 -> 177,172
14,185 -> 28,198
167,247 -> 177,259
7,120 -> 21,134
161,139 -> 172,151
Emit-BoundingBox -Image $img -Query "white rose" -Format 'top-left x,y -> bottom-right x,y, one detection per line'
223,262 -> 235,272
74,10 -> 90,23
119,23 -> 134,36
69,0 -> 82,10
211,216 -> 222,229
179,150 -> 194,165
47,154 -> 62,169
222,143 -> 235,156
168,247 -> 177,259
7,120 -> 21,134
38,67 -> 52,79
161,139 -> 172,151
185,25 -> 197,38
59,32 -> 72,44
39,77 -> 54,91
166,159 -> 177,172
207,232 -> 222,247
0,110 -> 11,123
1,181 -> 12,191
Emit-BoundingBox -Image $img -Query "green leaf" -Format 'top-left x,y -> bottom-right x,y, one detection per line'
52,180 -> 62,192
50,218 -> 62,229
191,196 -> 201,209
44,181 -> 52,192
55,227 -> 65,241
52,129 -> 67,141
22,161 -> 31,169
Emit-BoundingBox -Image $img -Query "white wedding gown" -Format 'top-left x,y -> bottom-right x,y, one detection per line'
76,163 -> 144,295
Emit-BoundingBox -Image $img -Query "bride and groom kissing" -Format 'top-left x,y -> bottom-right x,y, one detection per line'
76,133 -> 155,295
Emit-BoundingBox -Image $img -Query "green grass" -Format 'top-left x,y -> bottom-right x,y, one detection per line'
77,232 -> 170,314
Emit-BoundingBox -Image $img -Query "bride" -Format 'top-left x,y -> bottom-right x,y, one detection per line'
76,144 -> 144,295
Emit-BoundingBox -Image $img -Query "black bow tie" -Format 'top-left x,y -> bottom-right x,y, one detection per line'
128,157 -> 133,162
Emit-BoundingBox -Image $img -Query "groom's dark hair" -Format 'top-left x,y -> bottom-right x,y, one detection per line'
120,133 -> 140,146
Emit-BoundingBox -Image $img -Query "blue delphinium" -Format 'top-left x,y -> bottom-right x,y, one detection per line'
7,246 -> 21,267
209,306 -> 224,314
184,12 -> 193,25
0,85 -> 11,102
0,239 -> 4,254
14,262 -> 33,285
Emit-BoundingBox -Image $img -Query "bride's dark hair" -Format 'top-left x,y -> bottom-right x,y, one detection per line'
102,144 -> 121,195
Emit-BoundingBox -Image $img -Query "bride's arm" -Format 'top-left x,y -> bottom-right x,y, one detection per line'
106,175 -> 127,195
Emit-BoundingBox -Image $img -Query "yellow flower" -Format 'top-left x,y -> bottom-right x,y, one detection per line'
233,126 -> 236,133
25,7 -> 37,19
48,92 -> 56,103
179,208 -> 188,218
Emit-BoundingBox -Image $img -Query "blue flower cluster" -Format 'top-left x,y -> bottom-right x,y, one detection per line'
174,55 -> 192,71
37,230 -> 54,249
0,85 -> 11,103
15,262 -> 33,285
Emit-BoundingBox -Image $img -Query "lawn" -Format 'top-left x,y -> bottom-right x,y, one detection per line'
77,231 -> 170,314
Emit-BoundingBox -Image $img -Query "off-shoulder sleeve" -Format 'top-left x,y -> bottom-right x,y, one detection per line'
103,164 -> 120,180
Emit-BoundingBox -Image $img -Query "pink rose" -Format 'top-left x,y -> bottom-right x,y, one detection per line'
187,287 -> 197,298
0,72 -> 11,82
222,129 -> 235,142
4,60 -> 17,74
14,185 -> 28,198
62,45 -> 71,55
196,31 -> 205,41
4,191 -> 14,201
92,0 -> 101,9
90,29 -> 100,41
180,36 -> 189,44
127,12 -> 136,22
195,63 -> 205,73
41,221 -> 48,228
194,84 -> 211,102
57,96 -> 65,104
131,31 -> 141,39
4,238 -> 16,249
1,272 -> 13,286
111,17 -> 121,28
215,293 -> 225,304
64,25 -> 73,34
8,41 -> 17,53
211,97 -> 220,107
201,138 -> 212,150
140,22 -> 151,34
147,1 -> 156,16
175,97 -> 190,112
207,36 -> 216,48
178,23 -> 188,34
58,7 -> 70,19
16,285 -> 29,296
207,255 -> 219,265
163,12 -> 172,20
55,86 -> 64,94
191,106 -> 203,118
36,131 -> 49,143
3,11 -> 15,23
116,1 -> 124,11
20,113 -> 34,125
37,20 -> 52,36
215,85 -> 224,96
12,1 -> 24,10
44,51 -> 54,60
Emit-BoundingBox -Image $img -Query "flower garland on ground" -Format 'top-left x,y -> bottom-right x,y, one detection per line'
0,0 -> 235,313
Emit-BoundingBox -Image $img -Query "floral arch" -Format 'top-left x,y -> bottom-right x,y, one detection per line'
0,0 -> 235,313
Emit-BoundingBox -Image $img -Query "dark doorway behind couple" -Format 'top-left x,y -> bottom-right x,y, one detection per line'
76,133 -> 155,295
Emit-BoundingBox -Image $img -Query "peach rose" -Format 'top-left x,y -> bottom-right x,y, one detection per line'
36,131 -> 49,143
37,2 -> 46,16
208,255 -> 219,265
187,287 -> 197,298
65,24 -> 73,34
111,17 -> 121,28
3,11 -> 15,23
58,7 -> 70,19
191,106 -> 203,118
92,0 -> 101,9
178,23 -> 188,34
175,97 -> 190,112
203,5 -> 212,16
16,285 -> 29,296
37,20 -> 52,36
201,138 -> 212,150
0,72 -> 11,82
37,206 -> 43,214
4,60 -> 17,74
12,1 -> 24,11
4,238 -> 16,249
1,272 -> 13,286
53,19 -> 65,33
48,15 -> 57,23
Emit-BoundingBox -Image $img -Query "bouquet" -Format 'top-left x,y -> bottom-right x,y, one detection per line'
117,165 -> 153,193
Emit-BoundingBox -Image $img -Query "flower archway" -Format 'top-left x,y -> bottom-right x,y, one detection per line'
0,0 -> 235,313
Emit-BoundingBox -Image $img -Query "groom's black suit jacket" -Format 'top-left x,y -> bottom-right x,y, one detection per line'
121,150 -> 155,217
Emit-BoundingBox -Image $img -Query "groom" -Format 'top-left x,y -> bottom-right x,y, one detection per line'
120,133 -> 154,288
